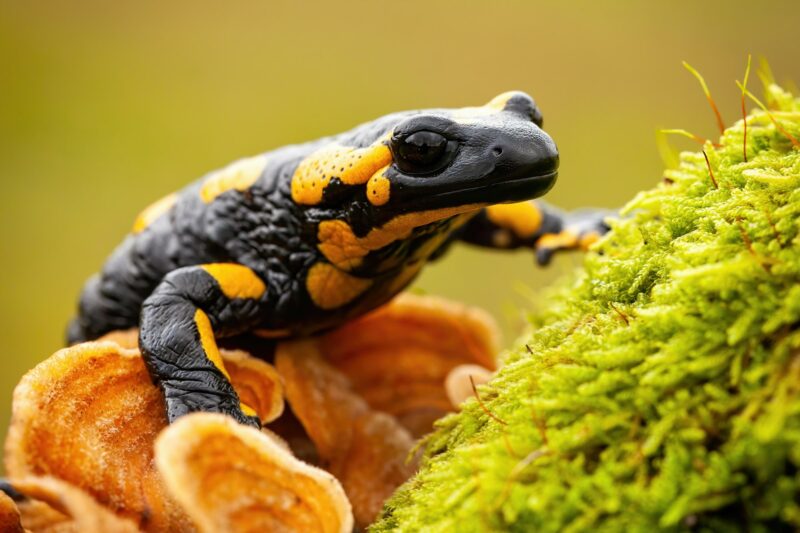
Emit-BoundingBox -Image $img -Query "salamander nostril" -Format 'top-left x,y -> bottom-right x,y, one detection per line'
492,146 -> 503,157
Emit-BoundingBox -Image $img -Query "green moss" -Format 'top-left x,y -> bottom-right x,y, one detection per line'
374,85 -> 800,532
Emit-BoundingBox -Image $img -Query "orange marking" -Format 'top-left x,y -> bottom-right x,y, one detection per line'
485,202 -> 543,239
199,154 -> 268,203
195,309 -> 231,380
201,264 -> 267,300
366,166 -> 391,206
291,143 -> 392,205
132,192 -> 178,234
305,262 -> 372,310
317,204 -> 485,271
485,91 -> 519,111
537,230 -> 578,250
378,213 -> 474,275
579,231 -> 601,249
195,308 -> 258,417
240,403 -> 258,417
450,91 -> 523,124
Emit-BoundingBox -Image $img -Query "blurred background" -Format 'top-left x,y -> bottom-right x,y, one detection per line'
0,0 -> 797,452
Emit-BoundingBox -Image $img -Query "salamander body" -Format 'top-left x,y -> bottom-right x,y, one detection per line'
68,91 -> 609,426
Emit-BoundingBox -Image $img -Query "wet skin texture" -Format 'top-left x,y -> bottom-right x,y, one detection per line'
67,91 -> 610,427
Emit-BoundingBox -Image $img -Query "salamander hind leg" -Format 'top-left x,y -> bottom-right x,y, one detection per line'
139,263 -> 269,428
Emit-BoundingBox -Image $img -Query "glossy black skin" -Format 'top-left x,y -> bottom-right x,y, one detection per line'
67,92 -> 610,426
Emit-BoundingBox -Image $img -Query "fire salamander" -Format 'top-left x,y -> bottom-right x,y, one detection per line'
67,91 -> 611,427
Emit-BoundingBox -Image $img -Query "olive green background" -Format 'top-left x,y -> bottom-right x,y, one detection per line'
0,0 -> 797,460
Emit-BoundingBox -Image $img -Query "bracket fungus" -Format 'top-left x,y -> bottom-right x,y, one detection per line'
1,476 -> 140,533
319,293 -> 499,438
276,342 -> 417,528
2,293 -> 497,532
444,364 -> 495,408
155,414 -> 353,533
0,488 -> 23,533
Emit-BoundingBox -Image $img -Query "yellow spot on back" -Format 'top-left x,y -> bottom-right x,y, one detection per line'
132,192 -> 178,234
201,263 -> 267,300
199,154 -> 268,203
317,204 -> 485,271
194,308 -> 231,380
305,262 -> 372,310
485,202 -> 543,239
291,143 -> 392,205
367,165 -> 391,206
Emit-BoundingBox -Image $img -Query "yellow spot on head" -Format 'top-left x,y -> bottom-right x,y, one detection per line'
305,262 -> 372,310
367,166 -> 391,206
450,91 -> 529,125
201,264 -> 267,300
200,154 -> 268,203
291,143 -> 392,205
132,193 -> 178,234
485,202 -> 543,239
485,91 -> 518,111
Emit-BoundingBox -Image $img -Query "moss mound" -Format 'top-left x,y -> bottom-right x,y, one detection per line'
374,85 -> 800,532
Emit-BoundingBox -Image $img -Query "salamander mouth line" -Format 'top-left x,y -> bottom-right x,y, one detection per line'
419,170 -> 558,205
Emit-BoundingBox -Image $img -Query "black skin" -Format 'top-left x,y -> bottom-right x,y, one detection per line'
67,91 -> 611,428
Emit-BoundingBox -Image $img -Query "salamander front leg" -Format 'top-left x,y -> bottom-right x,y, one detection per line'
532,207 -> 614,266
457,201 -> 614,265
139,263 -> 268,428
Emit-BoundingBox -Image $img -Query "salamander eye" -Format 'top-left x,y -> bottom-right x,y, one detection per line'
390,131 -> 457,175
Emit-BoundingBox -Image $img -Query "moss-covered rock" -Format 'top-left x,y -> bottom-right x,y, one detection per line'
374,85 -> 800,532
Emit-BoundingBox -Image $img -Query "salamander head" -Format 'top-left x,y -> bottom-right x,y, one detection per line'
291,91 -> 558,229
382,91 -> 558,211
